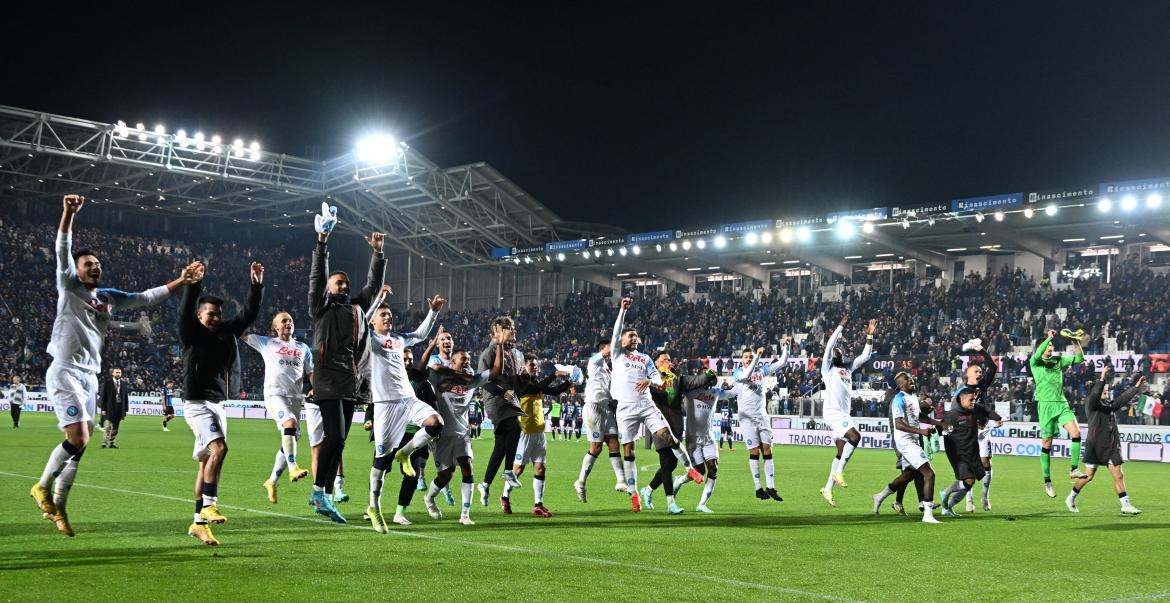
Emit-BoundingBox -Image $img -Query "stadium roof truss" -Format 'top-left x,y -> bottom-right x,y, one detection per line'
0,105 -> 617,269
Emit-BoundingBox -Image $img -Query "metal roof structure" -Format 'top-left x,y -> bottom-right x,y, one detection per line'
0,105 -> 619,269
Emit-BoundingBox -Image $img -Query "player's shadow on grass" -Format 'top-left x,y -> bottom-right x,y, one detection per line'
1072,522 -> 1170,531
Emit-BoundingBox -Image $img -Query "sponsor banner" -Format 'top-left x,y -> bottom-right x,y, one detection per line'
590,236 -> 626,247
675,227 -> 718,239
891,202 -> 948,218
1129,442 -> 1162,462
951,192 -> 1023,213
775,216 -> 825,228
959,353 -> 1148,373
511,245 -> 543,255
626,230 -> 672,244
774,428 -> 893,450
827,207 -> 889,223
544,239 -> 588,253
1026,186 -> 1096,204
1099,176 -> 1170,196
491,246 -> 512,259
719,220 -> 772,234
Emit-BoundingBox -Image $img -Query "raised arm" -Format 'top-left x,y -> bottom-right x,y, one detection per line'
355,233 -> 386,311
610,298 -> 630,363
177,280 -> 203,345
56,195 -> 82,289
851,319 -> 876,372
1030,332 -> 1053,366
109,260 -> 197,312
1106,376 -> 1146,412
764,340 -> 791,376
823,318 -> 845,375
1063,337 -> 1085,368
226,263 -> 265,337
403,295 -> 443,346
974,348 -> 997,389
309,238 -> 329,318
1085,376 -> 1109,413
736,349 -> 762,384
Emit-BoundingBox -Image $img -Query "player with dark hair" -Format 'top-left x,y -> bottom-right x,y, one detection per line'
1066,364 -> 1145,515
872,372 -> 946,523
477,315 -> 527,506
575,339 -> 627,502
939,369 -> 1003,518
31,195 -> 192,538
501,353 -> 573,517
161,380 -> 176,431
953,338 -> 1000,512
732,341 -> 790,502
717,398 -> 735,451
1029,329 -> 1086,497
307,203 -> 385,521
819,315 -> 876,506
178,260 -> 264,545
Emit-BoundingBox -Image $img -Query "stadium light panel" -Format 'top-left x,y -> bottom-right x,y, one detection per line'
1147,193 -> 1162,208
655,244 -> 662,252
696,239 -> 707,249
975,212 -> 985,223
837,221 -> 855,239
356,134 -> 400,163
669,242 -> 678,252
1023,207 -> 1035,218
593,249 -> 601,258
1045,204 -> 1057,216
714,235 -> 727,248
861,222 -> 874,234
994,210 -> 1005,221
1121,195 -> 1137,211
581,251 -> 590,259
631,245 -> 641,255
682,240 -> 692,250
796,227 -> 811,242
1098,198 -> 1112,213
556,253 -> 566,261
744,232 -> 759,245
761,231 -> 773,244
607,248 -> 614,257
619,247 -> 628,256
779,228 -> 794,243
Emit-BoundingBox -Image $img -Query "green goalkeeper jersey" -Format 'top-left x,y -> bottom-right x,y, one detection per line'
1028,338 -> 1083,403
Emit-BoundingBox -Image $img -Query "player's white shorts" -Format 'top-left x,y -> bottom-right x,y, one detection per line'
434,433 -> 473,471
584,402 -> 619,443
515,432 -> 548,465
825,414 -> 855,440
617,401 -> 668,445
738,412 -> 773,448
46,364 -> 99,431
687,438 -> 719,465
977,429 -> 992,458
303,402 -> 324,447
265,395 -> 304,429
894,438 -> 929,470
184,400 -> 228,462
372,397 -> 439,458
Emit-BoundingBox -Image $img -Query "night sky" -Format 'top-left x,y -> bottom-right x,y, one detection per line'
6,4 -> 1170,232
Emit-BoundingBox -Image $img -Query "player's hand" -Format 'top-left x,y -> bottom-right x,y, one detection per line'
180,261 -> 205,285
1136,375 -> 1146,388
839,314 -> 849,328
250,261 -> 264,284
503,390 -> 515,401
427,294 -> 446,312
365,232 -> 385,252
432,325 -> 447,344
306,389 -> 314,398
782,335 -> 792,347
755,346 -> 765,357
491,324 -> 506,345
620,297 -> 632,310
866,319 -> 877,336
378,284 -> 393,297
634,379 -> 651,393
63,194 -> 85,214
1046,329 -> 1056,340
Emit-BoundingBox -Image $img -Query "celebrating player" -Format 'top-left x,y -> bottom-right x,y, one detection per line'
178,260 -> 265,545
364,291 -> 444,532
872,372 -> 945,523
954,338 -> 1000,512
732,341 -> 790,502
640,351 -> 717,514
244,311 -> 314,504
939,372 -> 1003,518
501,354 -> 573,517
476,315 -> 527,507
1066,365 -> 1145,515
818,315 -> 875,506
574,340 -> 627,502
1029,329 -> 1087,497
674,378 -> 734,512
31,195 -> 191,537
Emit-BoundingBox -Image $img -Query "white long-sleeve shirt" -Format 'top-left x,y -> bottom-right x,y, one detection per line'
584,352 -> 612,406
242,334 -> 314,398
608,307 -> 662,405
48,231 -> 170,373
684,385 -> 734,443
732,344 -> 789,418
369,310 -> 437,402
820,325 -> 872,420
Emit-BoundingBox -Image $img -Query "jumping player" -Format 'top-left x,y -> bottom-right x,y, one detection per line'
939,374 -> 1003,518
733,341 -> 790,502
1066,365 -> 1145,515
674,379 -> 735,512
31,195 -> 192,537
1029,329 -> 1087,497
819,315 -> 876,506
574,340 -> 627,502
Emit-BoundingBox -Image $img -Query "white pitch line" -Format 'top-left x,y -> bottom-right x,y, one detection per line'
1,470 -> 859,602
1095,594 -> 1170,603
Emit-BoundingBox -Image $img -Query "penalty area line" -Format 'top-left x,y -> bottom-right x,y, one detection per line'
1,470 -> 860,602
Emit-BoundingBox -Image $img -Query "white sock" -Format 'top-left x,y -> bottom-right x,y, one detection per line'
670,444 -> 693,469
699,477 -> 716,506
402,428 -> 436,456
39,442 -> 74,488
824,458 -> 840,490
749,457 -> 761,489
369,467 -> 385,508
281,433 -> 298,466
202,494 -> 218,507
763,457 -> 776,489
503,481 -> 515,499
965,489 -> 974,503
270,449 -> 287,483
533,476 -> 545,504
923,501 -> 936,519
624,458 -> 637,490
313,484 -> 325,493
460,481 -> 473,515
610,454 -> 626,484
334,474 -> 345,491
1120,495 -> 1131,508
666,494 -> 676,506
982,470 -> 992,499
839,442 -> 857,469
876,485 -> 894,503
579,452 -> 598,483
51,459 -> 80,509
1069,489 -> 1079,501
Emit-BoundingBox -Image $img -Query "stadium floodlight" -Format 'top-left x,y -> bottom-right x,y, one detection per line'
356,134 -> 400,163
836,221 -> 855,239
211,135 -> 223,153
593,249 -> 601,258
696,239 -> 707,249
901,218 -> 910,229
714,235 -> 727,248
154,124 -> 165,134
1045,204 -> 1058,216
1147,193 -> 1162,208
136,122 -> 147,141
927,217 -> 936,226
975,212 -> 985,223
556,252 -> 566,261
1097,198 -> 1112,213
655,244 -> 662,252
744,232 -> 759,246
682,240 -> 692,250
606,248 -> 614,257
796,226 -> 811,242
779,228 -> 794,243
176,129 -> 188,147
249,141 -> 261,160
669,242 -> 678,252
232,139 -> 245,157
994,210 -> 1004,222
114,120 -> 129,138
861,222 -> 874,234
632,245 -> 641,255
761,231 -> 773,244
581,251 -> 590,259
545,254 -> 551,262
1023,207 -> 1035,219
1121,195 -> 1137,211
619,247 -> 628,256
524,256 -> 532,264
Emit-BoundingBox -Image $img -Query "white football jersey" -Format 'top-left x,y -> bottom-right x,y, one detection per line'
243,334 -> 314,398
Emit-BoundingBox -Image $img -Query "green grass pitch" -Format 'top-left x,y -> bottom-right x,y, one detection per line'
2,413 -> 1167,602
